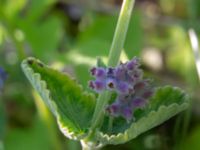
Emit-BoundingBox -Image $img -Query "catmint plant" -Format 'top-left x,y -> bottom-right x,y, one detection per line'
21,0 -> 189,149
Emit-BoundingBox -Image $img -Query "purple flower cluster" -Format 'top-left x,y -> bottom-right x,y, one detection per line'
89,57 -> 154,122
0,67 -> 7,90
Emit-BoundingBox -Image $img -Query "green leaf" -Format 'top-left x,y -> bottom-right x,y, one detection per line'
21,57 -> 96,140
96,86 -> 190,145
179,125 -> 200,150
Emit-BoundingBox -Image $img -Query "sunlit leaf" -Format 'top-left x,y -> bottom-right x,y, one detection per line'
96,86 -> 190,145
21,57 -> 96,140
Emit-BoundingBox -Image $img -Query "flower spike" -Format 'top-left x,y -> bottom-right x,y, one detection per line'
89,57 -> 154,121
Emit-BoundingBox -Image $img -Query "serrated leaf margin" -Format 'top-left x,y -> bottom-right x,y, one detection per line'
95,87 -> 190,145
21,58 -> 90,140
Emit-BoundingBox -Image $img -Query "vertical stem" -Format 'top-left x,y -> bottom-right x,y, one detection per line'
90,0 -> 135,132
188,29 -> 200,81
108,0 -> 135,67
90,91 -> 111,131
108,117 -> 114,133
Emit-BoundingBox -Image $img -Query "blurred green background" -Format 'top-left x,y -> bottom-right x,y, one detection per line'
0,0 -> 200,149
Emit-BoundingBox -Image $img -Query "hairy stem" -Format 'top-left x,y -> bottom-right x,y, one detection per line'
90,0 -> 135,132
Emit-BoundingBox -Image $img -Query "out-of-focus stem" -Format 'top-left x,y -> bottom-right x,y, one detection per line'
188,29 -> 200,81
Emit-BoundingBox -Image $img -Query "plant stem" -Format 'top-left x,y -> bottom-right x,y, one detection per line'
188,29 -> 200,81
108,117 -> 114,133
108,0 -> 135,67
91,91 -> 110,130
90,0 -> 135,131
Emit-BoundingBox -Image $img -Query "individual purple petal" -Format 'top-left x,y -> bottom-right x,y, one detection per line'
142,90 -> 154,99
124,70 -> 134,83
115,65 -> 126,80
106,103 -> 121,117
131,97 -> 146,108
89,81 -> 95,89
117,81 -> 130,94
122,106 -> 133,122
106,77 -> 116,90
93,80 -> 106,92
134,81 -> 146,91
126,58 -> 139,70
89,80 -> 106,92
90,67 -> 106,79
95,67 -> 106,78
90,67 -> 97,76
107,67 -> 115,77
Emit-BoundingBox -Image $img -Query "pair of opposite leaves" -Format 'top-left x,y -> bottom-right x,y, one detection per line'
21,57 -> 189,145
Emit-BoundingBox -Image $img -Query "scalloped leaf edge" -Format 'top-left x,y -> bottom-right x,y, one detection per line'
96,86 -> 190,145
21,57 -> 90,140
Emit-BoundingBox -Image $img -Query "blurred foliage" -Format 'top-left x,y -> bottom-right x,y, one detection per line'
180,125 -> 200,150
5,117 -> 52,150
0,0 -> 200,150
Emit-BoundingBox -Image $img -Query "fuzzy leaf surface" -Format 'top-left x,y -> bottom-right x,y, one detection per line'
97,86 -> 190,145
21,57 -> 96,140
